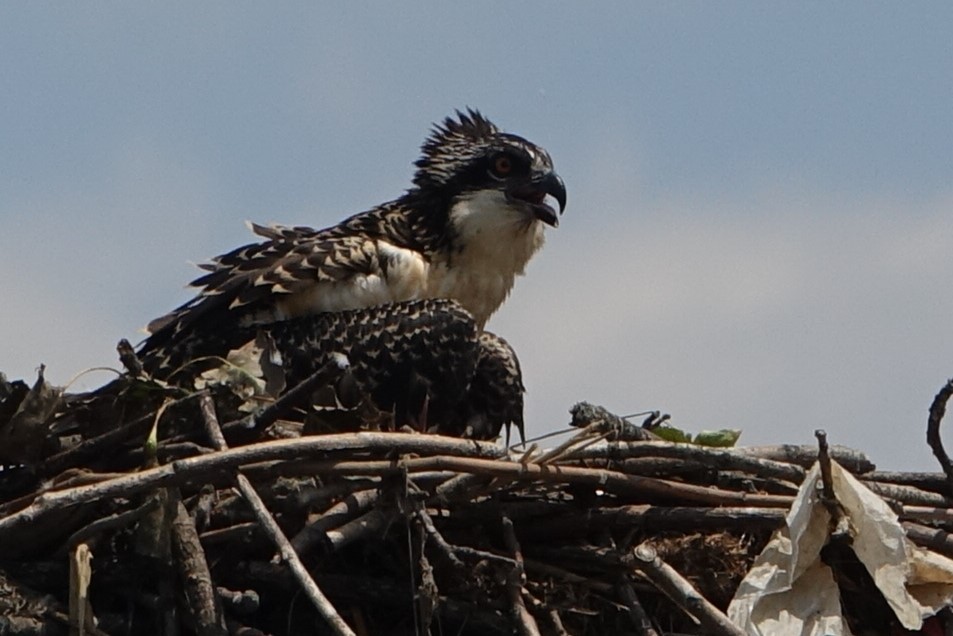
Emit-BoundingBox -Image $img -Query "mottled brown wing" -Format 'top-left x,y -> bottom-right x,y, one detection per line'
465,331 -> 526,444
140,222 -> 388,373
265,298 -> 482,433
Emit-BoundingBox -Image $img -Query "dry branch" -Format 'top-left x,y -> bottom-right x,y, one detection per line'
566,440 -> 806,483
626,543 -> 745,636
7,360 -> 953,635
198,394 -> 356,636
927,379 -> 953,494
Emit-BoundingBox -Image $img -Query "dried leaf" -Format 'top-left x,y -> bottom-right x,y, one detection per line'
0,365 -> 64,463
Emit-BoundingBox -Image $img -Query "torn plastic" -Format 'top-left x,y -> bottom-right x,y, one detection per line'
729,460 -> 953,635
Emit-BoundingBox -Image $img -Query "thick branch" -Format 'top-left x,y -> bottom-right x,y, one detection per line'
926,379 -> 953,495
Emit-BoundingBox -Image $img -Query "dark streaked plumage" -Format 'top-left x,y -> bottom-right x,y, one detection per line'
140,109 -> 565,375
241,298 -> 524,442
49,300 -> 524,447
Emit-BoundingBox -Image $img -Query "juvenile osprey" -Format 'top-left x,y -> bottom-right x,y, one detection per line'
52,300 -> 525,445
262,298 -> 525,442
140,109 -> 565,375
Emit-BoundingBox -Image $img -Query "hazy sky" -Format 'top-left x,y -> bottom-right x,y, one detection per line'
2,4 -> 951,470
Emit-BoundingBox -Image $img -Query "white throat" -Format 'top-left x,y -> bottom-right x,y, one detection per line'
428,190 -> 546,326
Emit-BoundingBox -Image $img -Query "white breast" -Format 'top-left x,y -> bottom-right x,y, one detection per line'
427,190 -> 546,327
272,242 -> 429,321
269,192 -> 545,327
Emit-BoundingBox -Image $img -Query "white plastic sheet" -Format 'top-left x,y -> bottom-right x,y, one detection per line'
728,461 -> 953,635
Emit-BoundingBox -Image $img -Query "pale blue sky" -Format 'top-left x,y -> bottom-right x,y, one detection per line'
2,4 -> 951,469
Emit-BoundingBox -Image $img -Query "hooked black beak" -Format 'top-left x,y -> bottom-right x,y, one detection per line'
506,170 -> 567,228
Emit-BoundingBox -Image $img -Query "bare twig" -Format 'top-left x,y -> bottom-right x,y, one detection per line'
617,576 -> 660,636
220,359 -> 348,437
522,557 -> 615,594
171,499 -> 227,636
737,443 -> 875,474
501,515 -> 540,636
865,471 -> 950,494
926,379 -> 953,495
861,480 -> 953,507
62,496 -> 161,553
534,425 -> 609,465
519,504 -> 786,541
290,489 -> 380,557
903,521 -> 953,558
901,505 -> 953,526
565,440 -> 805,483
415,506 -> 465,571
522,588 -> 570,636
44,391 -> 201,475
1,444 -> 795,549
68,542 -> 94,636
625,542 -> 745,636
116,339 -> 143,377
324,508 -> 392,553
198,394 -> 356,636
569,402 -> 662,441
451,545 -> 518,568
816,429 -> 851,540
284,456 -> 796,508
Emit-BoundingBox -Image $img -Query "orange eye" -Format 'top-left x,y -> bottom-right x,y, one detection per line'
493,155 -> 512,176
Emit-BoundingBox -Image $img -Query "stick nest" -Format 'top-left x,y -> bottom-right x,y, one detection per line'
3,368 -> 953,636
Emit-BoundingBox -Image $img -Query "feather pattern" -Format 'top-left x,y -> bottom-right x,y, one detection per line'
139,109 -> 564,382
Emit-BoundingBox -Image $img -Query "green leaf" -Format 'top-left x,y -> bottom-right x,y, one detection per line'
693,429 -> 742,447
652,426 -> 693,444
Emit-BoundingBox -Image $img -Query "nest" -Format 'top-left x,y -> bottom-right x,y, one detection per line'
3,367 -> 953,636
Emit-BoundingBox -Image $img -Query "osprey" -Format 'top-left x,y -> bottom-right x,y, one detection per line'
140,109 -> 565,375
260,298 -> 525,442
50,300 -> 525,446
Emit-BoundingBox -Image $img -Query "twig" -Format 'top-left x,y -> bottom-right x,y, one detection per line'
62,497 -> 161,553
737,443 -> 875,474
271,456 -> 796,508
217,587 -> 260,615
290,489 -> 380,557
903,521 -> 953,558
197,394 -> 356,636
522,588 -> 570,636
199,522 -> 260,545
501,515 -> 540,636
518,504 -> 786,541
815,429 -> 851,540
901,505 -> 953,526
616,576 -> 660,636
865,471 -> 950,494
565,440 -> 806,483
116,339 -> 143,377
926,379 -> 953,495
522,557 -> 615,594
415,506 -> 465,571
324,508 -> 392,553
220,359 -> 347,437
68,542 -> 94,636
451,545 -> 518,568
861,480 -> 953,507
433,473 -> 493,503
171,499 -> 227,636
625,542 -> 745,636
534,426 -> 609,465
1,445 -> 794,546
43,391 -> 202,475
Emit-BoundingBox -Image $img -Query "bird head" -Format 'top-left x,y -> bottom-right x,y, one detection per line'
413,109 -> 567,227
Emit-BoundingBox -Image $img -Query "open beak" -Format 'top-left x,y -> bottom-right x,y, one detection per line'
507,171 -> 567,227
